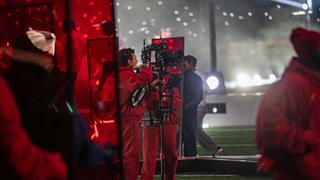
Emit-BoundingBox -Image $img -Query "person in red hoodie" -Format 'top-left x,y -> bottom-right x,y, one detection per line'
118,48 -> 153,180
141,74 -> 182,180
256,27 -> 320,180
0,75 -> 67,179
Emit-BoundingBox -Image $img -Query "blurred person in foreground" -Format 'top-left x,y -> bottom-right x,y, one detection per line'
256,27 -> 320,180
0,30 -> 67,179
1,28 -> 110,177
117,48 -> 153,180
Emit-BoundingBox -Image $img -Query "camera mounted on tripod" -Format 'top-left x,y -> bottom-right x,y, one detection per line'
141,38 -> 184,126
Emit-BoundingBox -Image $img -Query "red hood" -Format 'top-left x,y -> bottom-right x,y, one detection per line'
290,27 -> 320,66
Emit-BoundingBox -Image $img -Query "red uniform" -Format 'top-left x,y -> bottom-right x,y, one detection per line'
141,88 -> 182,180
0,75 -> 67,179
119,66 -> 152,180
256,28 -> 320,180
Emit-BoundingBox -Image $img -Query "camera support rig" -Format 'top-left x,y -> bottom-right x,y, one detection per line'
141,37 -> 184,180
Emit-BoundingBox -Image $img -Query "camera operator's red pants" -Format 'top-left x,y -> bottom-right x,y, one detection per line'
141,124 -> 178,180
121,118 -> 141,180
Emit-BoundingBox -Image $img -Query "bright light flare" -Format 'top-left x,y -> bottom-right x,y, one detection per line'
237,73 -> 251,87
202,123 -> 210,129
206,76 -> 220,90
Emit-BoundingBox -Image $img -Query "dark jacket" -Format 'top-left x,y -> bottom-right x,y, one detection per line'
0,75 -> 67,179
183,69 -> 203,110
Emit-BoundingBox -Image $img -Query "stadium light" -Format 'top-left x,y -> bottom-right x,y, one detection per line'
206,76 -> 219,90
205,72 -> 226,94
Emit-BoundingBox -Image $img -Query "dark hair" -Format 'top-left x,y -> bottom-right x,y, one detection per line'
118,48 -> 134,66
184,55 -> 197,68
13,35 -> 43,54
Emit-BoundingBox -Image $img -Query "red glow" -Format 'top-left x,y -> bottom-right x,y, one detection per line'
101,120 -> 115,124
84,34 -> 88,38
6,42 -> 10,47
95,80 -> 100,86
76,27 -> 81,31
82,13 -> 88,18
89,1 -> 94,6
92,16 -> 97,20
152,37 -> 184,52
90,122 -> 99,139
15,21 -> 19,26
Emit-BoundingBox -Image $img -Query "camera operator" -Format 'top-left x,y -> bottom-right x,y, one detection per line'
141,74 -> 182,180
117,48 -> 153,180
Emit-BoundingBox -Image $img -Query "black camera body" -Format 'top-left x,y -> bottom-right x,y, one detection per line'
141,42 -> 183,68
141,40 -> 183,126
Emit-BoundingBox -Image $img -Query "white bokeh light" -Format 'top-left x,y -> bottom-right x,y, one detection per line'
206,76 -> 220,90
237,73 -> 251,87
302,3 -> 308,10
202,123 -> 209,128
174,10 -> 179,15
127,6 -> 132,10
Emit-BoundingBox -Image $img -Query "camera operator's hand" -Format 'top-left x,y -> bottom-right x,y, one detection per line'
150,79 -> 162,89
134,63 -> 151,73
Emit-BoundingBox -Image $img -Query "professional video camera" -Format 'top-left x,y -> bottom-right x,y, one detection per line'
139,40 -> 183,126
141,41 -> 183,69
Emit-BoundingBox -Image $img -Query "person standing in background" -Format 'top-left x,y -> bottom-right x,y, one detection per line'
182,55 -> 203,157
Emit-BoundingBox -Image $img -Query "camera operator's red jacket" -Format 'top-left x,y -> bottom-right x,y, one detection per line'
119,65 -> 153,119
0,76 -> 67,179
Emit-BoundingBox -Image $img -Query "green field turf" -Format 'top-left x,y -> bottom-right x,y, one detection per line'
197,126 -> 259,156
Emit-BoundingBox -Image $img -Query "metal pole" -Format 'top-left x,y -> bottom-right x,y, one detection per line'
208,0 -> 217,72
65,0 -> 74,179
